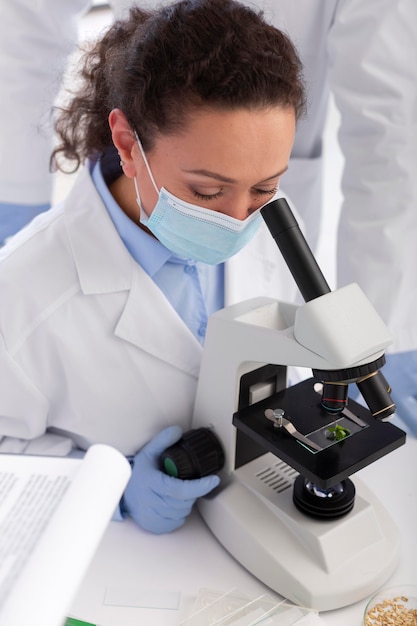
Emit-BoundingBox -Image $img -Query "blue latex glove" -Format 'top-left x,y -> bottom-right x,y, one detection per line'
382,350 -> 417,436
122,425 -> 221,534
0,201 -> 50,244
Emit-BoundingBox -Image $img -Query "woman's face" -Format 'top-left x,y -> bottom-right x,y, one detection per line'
115,106 -> 296,222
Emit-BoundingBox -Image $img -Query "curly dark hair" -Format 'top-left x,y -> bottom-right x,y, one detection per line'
51,0 -> 306,172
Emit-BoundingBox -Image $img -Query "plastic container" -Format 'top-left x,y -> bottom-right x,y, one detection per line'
363,585 -> 417,625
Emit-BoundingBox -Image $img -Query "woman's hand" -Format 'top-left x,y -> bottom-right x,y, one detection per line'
122,425 -> 220,534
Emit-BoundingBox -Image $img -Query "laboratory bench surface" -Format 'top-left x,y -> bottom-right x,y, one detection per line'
69,437 -> 416,626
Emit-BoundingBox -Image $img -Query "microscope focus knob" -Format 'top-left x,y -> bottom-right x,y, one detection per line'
160,427 -> 225,479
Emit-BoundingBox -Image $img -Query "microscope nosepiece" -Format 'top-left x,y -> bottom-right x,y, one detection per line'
313,356 -> 395,420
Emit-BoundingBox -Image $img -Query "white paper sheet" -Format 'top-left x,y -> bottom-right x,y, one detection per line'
0,444 -> 131,626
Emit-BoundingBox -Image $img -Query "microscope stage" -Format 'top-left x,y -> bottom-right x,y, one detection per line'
232,377 -> 406,489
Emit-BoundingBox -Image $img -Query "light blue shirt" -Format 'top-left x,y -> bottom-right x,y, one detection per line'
91,160 -> 224,344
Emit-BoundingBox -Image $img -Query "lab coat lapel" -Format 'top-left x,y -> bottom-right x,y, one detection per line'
65,165 -> 202,378
64,166 -> 133,294
115,267 -> 202,378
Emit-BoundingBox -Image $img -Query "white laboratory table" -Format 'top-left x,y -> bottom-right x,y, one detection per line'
69,437 -> 416,626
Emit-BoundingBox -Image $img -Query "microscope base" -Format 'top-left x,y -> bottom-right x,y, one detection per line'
197,453 -> 400,611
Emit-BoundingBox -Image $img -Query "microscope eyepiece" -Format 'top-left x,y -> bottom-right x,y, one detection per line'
261,198 -> 331,302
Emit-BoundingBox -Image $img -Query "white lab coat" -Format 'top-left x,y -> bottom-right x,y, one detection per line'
1,0 -> 415,353
0,164 -> 296,456
260,0 -> 417,353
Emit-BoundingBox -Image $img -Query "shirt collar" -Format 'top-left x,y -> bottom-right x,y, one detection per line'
91,156 -> 173,277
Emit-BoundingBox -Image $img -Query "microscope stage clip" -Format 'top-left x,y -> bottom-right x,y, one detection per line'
341,406 -> 367,428
264,408 -> 323,452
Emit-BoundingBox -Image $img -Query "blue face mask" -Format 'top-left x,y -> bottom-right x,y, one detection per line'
134,135 -> 277,265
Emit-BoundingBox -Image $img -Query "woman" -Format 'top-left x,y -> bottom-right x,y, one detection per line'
0,0 -> 305,532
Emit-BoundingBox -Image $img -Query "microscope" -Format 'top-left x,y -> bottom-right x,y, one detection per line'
162,198 -> 406,611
